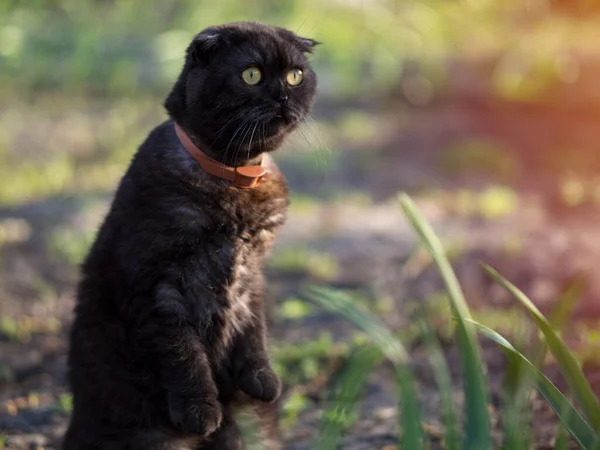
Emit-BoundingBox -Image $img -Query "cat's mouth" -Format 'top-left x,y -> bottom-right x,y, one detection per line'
266,115 -> 295,136
270,109 -> 297,127
272,114 -> 288,125
247,109 -> 299,142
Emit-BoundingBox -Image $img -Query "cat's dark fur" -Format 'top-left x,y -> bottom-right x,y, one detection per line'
63,22 -> 318,450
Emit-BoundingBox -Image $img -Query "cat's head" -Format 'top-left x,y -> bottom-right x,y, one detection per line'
165,22 -> 319,164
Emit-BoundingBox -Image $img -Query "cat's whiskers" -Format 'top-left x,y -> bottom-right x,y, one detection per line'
296,125 -> 321,172
222,120 -> 249,175
232,122 -> 254,168
211,110 -> 248,146
303,115 -> 331,169
305,115 -> 330,150
293,118 -> 331,188
246,122 -> 259,161
260,122 -> 266,153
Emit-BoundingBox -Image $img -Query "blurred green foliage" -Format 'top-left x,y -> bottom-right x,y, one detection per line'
281,390 -> 310,430
272,332 -> 347,387
0,0 -> 596,209
48,225 -> 95,266
1,0 -> 592,100
269,246 -> 339,280
574,323 -> 600,365
0,98 -> 156,206
54,393 -> 73,414
440,140 -> 521,181
0,315 -> 61,342
278,298 -> 313,320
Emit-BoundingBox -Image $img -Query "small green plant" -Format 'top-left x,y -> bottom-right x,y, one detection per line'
306,193 -> 600,449
0,315 -> 61,342
272,333 -> 348,387
54,393 -> 73,414
278,298 -> 313,320
281,391 -> 311,430
269,247 -> 339,281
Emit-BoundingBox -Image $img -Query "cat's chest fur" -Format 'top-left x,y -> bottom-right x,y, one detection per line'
176,174 -> 288,348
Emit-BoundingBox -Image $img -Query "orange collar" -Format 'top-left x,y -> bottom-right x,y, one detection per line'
174,123 -> 266,189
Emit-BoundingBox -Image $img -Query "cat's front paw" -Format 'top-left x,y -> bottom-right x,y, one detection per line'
237,364 -> 281,403
168,393 -> 222,437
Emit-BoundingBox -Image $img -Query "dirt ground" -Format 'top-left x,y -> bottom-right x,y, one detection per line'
1,95 -> 600,449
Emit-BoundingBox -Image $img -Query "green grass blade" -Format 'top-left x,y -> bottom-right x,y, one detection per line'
501,328 -> 533,450
308,286 -> 424,449
502,278 -> 581,449
471,320 -> 598,449
554,401 -> 573,450
309,286 -> 408,365
316,346 -> 382,450
396,366 -> 424,449
529,273 -> 585,448
482,264 -> 600,431
417,318 -> 460,450
399,194 -> 491,449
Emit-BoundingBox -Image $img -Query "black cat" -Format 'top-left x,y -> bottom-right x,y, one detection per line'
63,22 -> 318,450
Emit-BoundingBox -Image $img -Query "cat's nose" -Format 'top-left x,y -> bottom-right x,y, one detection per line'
278,94 -> 288,106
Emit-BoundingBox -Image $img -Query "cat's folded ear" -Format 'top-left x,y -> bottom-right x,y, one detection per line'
276,27 -> 321,54
296,37 -> 321,53
187,28 -> 224,63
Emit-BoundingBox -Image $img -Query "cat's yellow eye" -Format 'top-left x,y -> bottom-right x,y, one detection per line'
286,68 -> 303,86
242,67 -> 262,85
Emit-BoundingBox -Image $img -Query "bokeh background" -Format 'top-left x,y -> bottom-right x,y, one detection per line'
2,1 -> 600,448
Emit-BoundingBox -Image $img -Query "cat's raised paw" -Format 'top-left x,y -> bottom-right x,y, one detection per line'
168,393 -> 222,437
238,365 -> 282,403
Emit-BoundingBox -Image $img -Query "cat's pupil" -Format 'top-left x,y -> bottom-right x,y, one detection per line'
286,68 -> 303,86
242,67 -> 262,85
